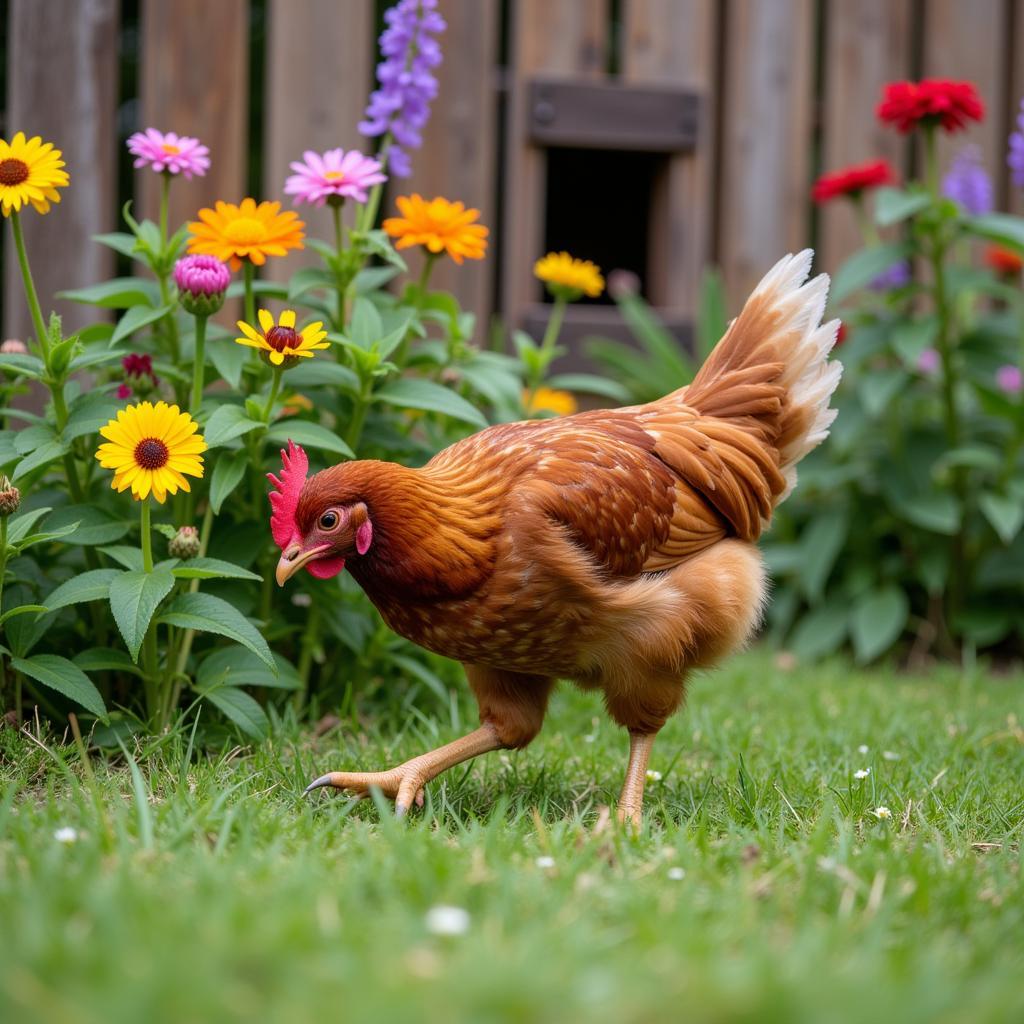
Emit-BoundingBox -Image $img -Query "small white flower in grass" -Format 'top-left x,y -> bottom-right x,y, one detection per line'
646,770 -> 662,782
535,855 -> 555,869
667,866 -> 686,881
883,751 -> 900,761
854,768 -> 871,780
425,906 -> 470,937
54,827 -> 78,844
873,806 -> 892,820
858,744 -> 869,754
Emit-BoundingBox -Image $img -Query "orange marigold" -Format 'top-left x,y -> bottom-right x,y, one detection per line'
383,194 -> 488,264
188,198 -> 304,271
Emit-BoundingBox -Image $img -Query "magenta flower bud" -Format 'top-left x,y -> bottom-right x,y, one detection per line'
996,364 -> 1023,395
174,255 -> 231,316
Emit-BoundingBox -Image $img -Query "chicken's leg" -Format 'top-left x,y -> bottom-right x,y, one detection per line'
304,723 -> 503,815
617,730 -> 658,826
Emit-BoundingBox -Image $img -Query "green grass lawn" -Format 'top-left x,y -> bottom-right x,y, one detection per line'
1,650 -> 1022,1024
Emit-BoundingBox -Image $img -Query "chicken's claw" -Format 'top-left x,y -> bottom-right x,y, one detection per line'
302,767 -> 425,815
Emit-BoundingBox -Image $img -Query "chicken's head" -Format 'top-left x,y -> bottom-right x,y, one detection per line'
270,441 -> 373,586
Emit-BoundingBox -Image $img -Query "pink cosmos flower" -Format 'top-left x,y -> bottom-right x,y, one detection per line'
996,364 -> 1023,395
917,348 -> 941,375
174,254 -> 231,297
284,148 -> 387,207
127,128 -> 210,179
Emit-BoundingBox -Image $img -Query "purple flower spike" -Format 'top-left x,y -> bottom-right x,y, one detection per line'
996,364 -> 1023,395
870,260 -> 912,291
1009,97 -> 1024,189
359,0 -> 446,179
942,145 -> 992,215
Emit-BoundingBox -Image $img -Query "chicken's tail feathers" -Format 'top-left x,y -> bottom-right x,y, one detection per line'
681,249 -> 842,502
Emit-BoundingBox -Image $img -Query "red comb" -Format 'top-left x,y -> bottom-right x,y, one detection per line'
267,440 -> 308,548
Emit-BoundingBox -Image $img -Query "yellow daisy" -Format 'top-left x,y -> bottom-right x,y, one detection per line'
235,308 -> 329,367
0,132 -> 69,217
524,386 -> 578,417
95,402 -> 206,504
534,252 -> 604,300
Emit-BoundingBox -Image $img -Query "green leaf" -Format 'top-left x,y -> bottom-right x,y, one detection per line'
265,420 -> 354,459
201,686 -> 269,740
226,279 -> 289,300
43,569 -> 121,611
850,586 -> 909,663
963,213 -> 1024,253
98,545 -> 144,571
858,369 -> 907,419
356,229 -> 407,270
797,514 -> 848,601
285,360 -> 360,396
11,654 -> 107,719
203,404 -> 263,448
171,557 -> 261,582
44,504 -> 130,546
979,492 -> 1024,545
208,332 -> 247,390
0,604 -> 47,627
63,392 -> 123,441
547,373 -> 632,403
93,231 -> 143,260
73,647 -> 143,676
0,353 -> 45,379
58,278 -> 158,309
789,605 -> 848,661
696,265 -> 728,359
108,569 -> 176,662
197,646 -> 300,691
210,449 -> 249,514
6,507 -> 52,545
158,592 -> 274,668
288,266 -> 336,301
110,303 -> 173,347
874,186 -> 931,226
349,297 -> 383,349
12,440 -> 69,481
14,424 -> 57,455
891,492 -> 961,535
891,318 -> 937,366
831,243 -> 911,304
375,378 -> 487,428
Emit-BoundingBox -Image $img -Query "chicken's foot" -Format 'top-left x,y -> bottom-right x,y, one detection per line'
304,723 -> 503,815
617,731 -> 658,827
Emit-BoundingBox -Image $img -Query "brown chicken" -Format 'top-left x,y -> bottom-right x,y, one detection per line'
275,251 -> 841,822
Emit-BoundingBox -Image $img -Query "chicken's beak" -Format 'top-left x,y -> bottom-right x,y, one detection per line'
275,543 -> 331,586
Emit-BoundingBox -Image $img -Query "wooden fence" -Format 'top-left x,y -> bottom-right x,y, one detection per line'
3,0 -> 1024,349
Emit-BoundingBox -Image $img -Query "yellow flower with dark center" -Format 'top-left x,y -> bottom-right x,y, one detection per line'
187,198 -> 304,271
534,252 -> 604,299
96,402 -> 206,503
524,387 -> 578,418
0,132 -> 69,217
383,194 -> 488,264
236,309 -> 329,367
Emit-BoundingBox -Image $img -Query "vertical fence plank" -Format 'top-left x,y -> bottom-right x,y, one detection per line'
622,0 -> 717,319
502,0 -> 608,322
405,0 -> 499,320
3,0 -> 120,341
262,0 -> 374,280
1007,0 -> 1024,215
138,0 -> 249,230
819,0 -> 912,274
717,0 -> 816,308
922,0 -> 1009,193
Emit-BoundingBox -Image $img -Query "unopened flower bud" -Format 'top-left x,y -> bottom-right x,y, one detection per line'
1,338 -> 27,354
174,255 -> 231,317
0,475 -> 21,517
168,525 -> 201,559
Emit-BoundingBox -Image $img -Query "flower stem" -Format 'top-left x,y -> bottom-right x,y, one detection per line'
190,315 -> 207,413
243,261 -> 256,326
140,497 -> 154,573
358,135 -> 392,233
0,516 -> 8,624
332,201 -> 345,257
344,382 -> 373,453
262,367 -> 283,422
525,295 -> 568,409
159,174 -> 171,249
9,211 -> 49,359
139,498 -> 160,713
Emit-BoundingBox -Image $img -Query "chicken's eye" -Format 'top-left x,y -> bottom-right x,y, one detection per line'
319,510 -> 340,531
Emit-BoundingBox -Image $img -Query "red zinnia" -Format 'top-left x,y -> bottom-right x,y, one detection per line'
811,160 -> 894,204
985,245 -> 1023,276
876,79 -> 984,134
